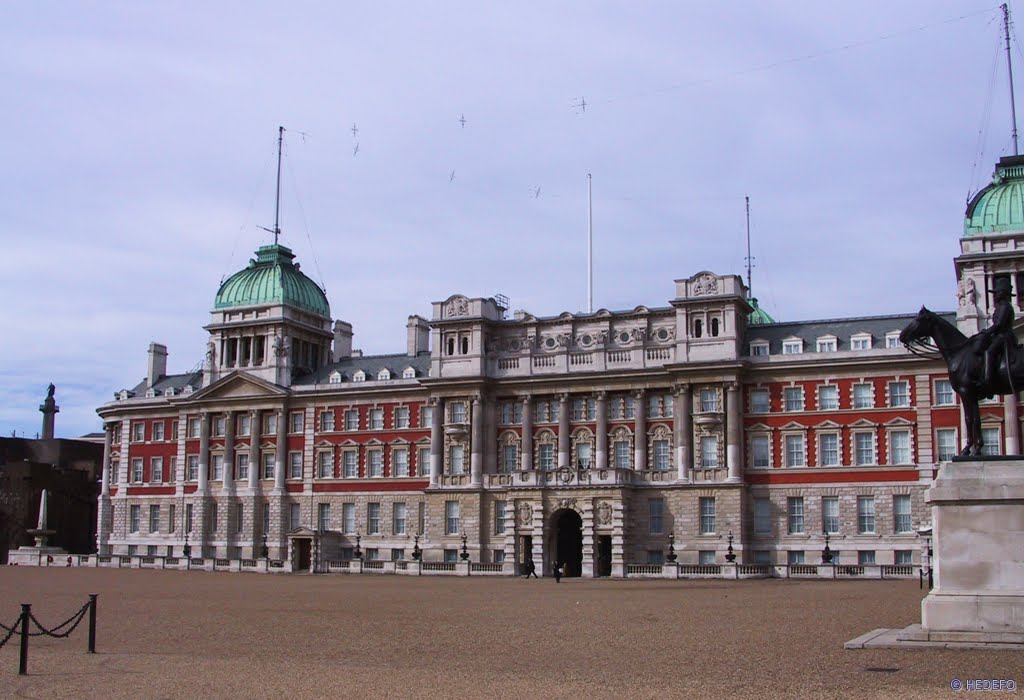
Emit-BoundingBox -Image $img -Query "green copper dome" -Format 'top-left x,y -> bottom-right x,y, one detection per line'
965,155 -> 1024,236
748,297 -> 775,325
215,244 -> 330,317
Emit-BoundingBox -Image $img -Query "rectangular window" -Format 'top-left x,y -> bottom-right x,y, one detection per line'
317,451 -> 334,479
418,501 -> 425,536
395,406 -> 410,429
169,504 -> 176,533
449,445 -> 465,474
318,503 -> 330,531
494,500 -> 507,535
367,502 -> 381,534
894,494 -> 913,533
417,447 -> 430,477
212,454 -> 223,480
451,402 -> 467,423
289,503 -> 300,530
857,496 -> 876,533
493,550 -> 505,564
500,444 -> 517,473
573,399 -> 586,420
289,412 -> 303,434
782,340 -> 803,355
935,379 -> 955,406
213,416 -> 225,436
751,435 -> 770,468
236,453 -> 249,480
787,550 -> 805,565
653,440 -> 670,470
393,502 -> 407,534
819,433 -> 839,466
851,335 -> 872,350
854,433 -> 874,466
341,450 -> 358,478
343,409 -> 359,431
365,548 -> 379,561
262,453 -> 275,479
343,503 -> 356,534
613,441 -> 630,469
149,505 -> 160,533
783,387 -> 803,412
648,550 -> 665,565
699,550 -> 716,565
888,381 -> 910,407
858,550 -> 876,565
237,414 -> 251,437
391,548 -> 405,561
750,342 -> 769,356
168,457 -> 177,483
171,421 -> 179,441
822,496 -> 840,534
982,427 -> 1001,456
444,549 -> 458,563
153,421 -> 165,441
936,428 -> 958,462
699,389 -> 718,412
699,497 -> 716,534
648,498 -> 664,535
419,405 -> 433,428
539,444 -> 555,470
784,434 -> 805,467
392,448 -> 409,477
575,442 -> 592,469
370,409 -> 384,430
132,423 -> 145,442
445,500 -> 460,535
818,385 -> 839,410
889,431 -> 911,464
263,413 -> 278,435
894,550 -> 913,565
816,338 -> 836,353
132,458 -> 143,483
367,450 -> 383,478
787,497 -> 804,534
853,383 -> 873,409
753,497 -> 771,535
130,505 -> 140,533
185,503 -> 193,533
700,435 -> 719,468
188,417 -> 201,438
886,333 -> 901,349
319,411 -> 335,432
288,452 -> 302,479
750,389 -> 770,414
151,457 -> 164,483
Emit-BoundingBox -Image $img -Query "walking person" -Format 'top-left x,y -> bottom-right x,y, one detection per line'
553,560 -> 562,583
524,558 -> 538,578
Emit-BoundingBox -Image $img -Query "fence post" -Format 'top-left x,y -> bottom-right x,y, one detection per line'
88,594 -> 97,653
18,603 -> 30,675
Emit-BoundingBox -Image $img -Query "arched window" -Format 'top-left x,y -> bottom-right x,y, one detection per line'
693,319 -> 703,338
447,337 -> 455,356
710,318 -> 720,337
460,337 -> 469,354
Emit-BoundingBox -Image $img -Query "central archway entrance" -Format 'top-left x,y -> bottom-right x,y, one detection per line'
552,509 -> 583,577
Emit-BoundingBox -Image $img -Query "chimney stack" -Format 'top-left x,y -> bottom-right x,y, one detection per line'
147,343 -> 168,388
333,320 -> 353,361
407,315 -> 430,356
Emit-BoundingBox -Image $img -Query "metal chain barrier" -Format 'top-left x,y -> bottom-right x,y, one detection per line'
28,601 -> 91,638
2,595 -> 98,675
0,613 -> 22,649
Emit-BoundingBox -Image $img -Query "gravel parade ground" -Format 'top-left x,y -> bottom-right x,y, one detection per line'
0,567 -> 1018,699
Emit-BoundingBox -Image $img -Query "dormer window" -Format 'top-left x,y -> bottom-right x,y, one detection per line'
885,332 -> 901,349
328,371 -> 342,384
782,338 -> 803,355
851,333 -> 872,351
402,366 -> 416,379
377,368 -> 392,381
749,341 -> 769,357
352,370 -> 366,383
816,336 -> 837,353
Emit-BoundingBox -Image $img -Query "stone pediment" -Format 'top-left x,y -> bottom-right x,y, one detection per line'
187,371 -> 286,402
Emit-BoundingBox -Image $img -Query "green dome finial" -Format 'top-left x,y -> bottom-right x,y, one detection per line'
965,155 -> 1024,236
214,244 -> 330,317
748,297 -> 775,325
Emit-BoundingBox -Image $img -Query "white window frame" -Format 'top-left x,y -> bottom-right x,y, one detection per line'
817,384 -> 839,411
887,429 -> 912,465
370,408 -> 384,430
857,496 -> 876,534
885,332 -> 901,349
816,336 -> 837,353
750,388 -> 770,414
894,494 -> 913,534
817,431 -> 840,467
782,339 -> 803,355
887,381 -> 910,408
787,497 -> 805,534
783,386 -> 804,412
367,449 -> 384,478
936,428 -> 958,462
852,383 -> 874,409
851,333 -> 872,351
822,496 -> 840,534
319,411 -> 335,432
934,379 -> 955,406
749,341 -> 770,357
392,447 -> 409,477
750,433 -> 771,469
853,431 -> 876,466
783,433 -> 806,468
395,406 -> 410,429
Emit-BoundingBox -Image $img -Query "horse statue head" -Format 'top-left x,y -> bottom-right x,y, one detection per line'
899,306 -> 938,349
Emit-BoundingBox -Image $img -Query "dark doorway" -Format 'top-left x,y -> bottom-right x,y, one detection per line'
296,538 -> 312,571
554,509 -> 583,577
521,535 -> 534,574
597,535 -> 612,577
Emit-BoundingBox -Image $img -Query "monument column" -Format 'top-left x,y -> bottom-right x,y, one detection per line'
97,422 -> 114,555
1004,393 -> 1021,456
558,394 -> 570,468
470,397 -> 483,486
633,390 -> 647,471
674,385 -> 692,482
430,398 -> 444,487
595,392 -> 609,469
39,384 -> 59,440
725,383 -> 743,482
520,396 -> 533,471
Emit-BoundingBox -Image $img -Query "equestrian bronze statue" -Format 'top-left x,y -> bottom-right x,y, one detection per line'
899,277 -> 1023,456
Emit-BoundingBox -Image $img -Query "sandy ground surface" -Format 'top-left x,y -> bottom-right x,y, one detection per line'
0,568 -> 1019,699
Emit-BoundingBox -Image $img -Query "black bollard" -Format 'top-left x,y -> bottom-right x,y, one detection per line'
19,603 -> 30,675
88,594 -> 97,653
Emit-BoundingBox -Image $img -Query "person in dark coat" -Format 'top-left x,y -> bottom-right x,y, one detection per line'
553,560 -> 562,583
524,559 -> 538,578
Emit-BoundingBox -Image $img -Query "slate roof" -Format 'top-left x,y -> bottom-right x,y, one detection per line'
742,311 -> 955,356
127,371 -> 203,397
298,352 -> 431,385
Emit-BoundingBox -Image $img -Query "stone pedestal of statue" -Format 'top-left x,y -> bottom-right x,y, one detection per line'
899,459 -> 1024,644
6,489 -> 68,567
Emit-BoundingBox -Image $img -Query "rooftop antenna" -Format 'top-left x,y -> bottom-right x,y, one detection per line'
587,173 -> 593,313
1003,3 -> 1019,155
260,126 -> 286,244
745,195 -> 753,298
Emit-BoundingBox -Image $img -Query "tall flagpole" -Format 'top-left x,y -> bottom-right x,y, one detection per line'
1004,3 -> 1019,155
274,126 -> 284,244
587,173 -> 593,313
745,196 -> 753,298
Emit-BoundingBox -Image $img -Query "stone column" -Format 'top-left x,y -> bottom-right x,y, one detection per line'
520,396 -> 533,471
470,397 -> 483,486
249,409 -> 260,490
633,390 -> 647,471
101,423 -> 113,496
430,398 -> 443,487
273,408 -> 287,494
1005,393 -> 1021,456
726,383 -> 742,482
483,396 -> 497,475
558,394 -> 570,468
674,385 -> 691,482
223,411 -> 235,495
198,412 -> 211,495
595,392 -> 608,469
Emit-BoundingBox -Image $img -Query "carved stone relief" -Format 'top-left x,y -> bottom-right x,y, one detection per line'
691,274 -> 719,296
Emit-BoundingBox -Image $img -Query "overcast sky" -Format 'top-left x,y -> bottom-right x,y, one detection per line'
0,1 -> 1015,438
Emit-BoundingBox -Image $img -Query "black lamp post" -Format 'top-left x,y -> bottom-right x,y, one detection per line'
725,531 -> 736,562
260,532 -> 269,560
460,532 -> 470,561
411,534 -> 422,560
822,531 -> 833,564
666,532 -> 677,563
354,533 -> 362,560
